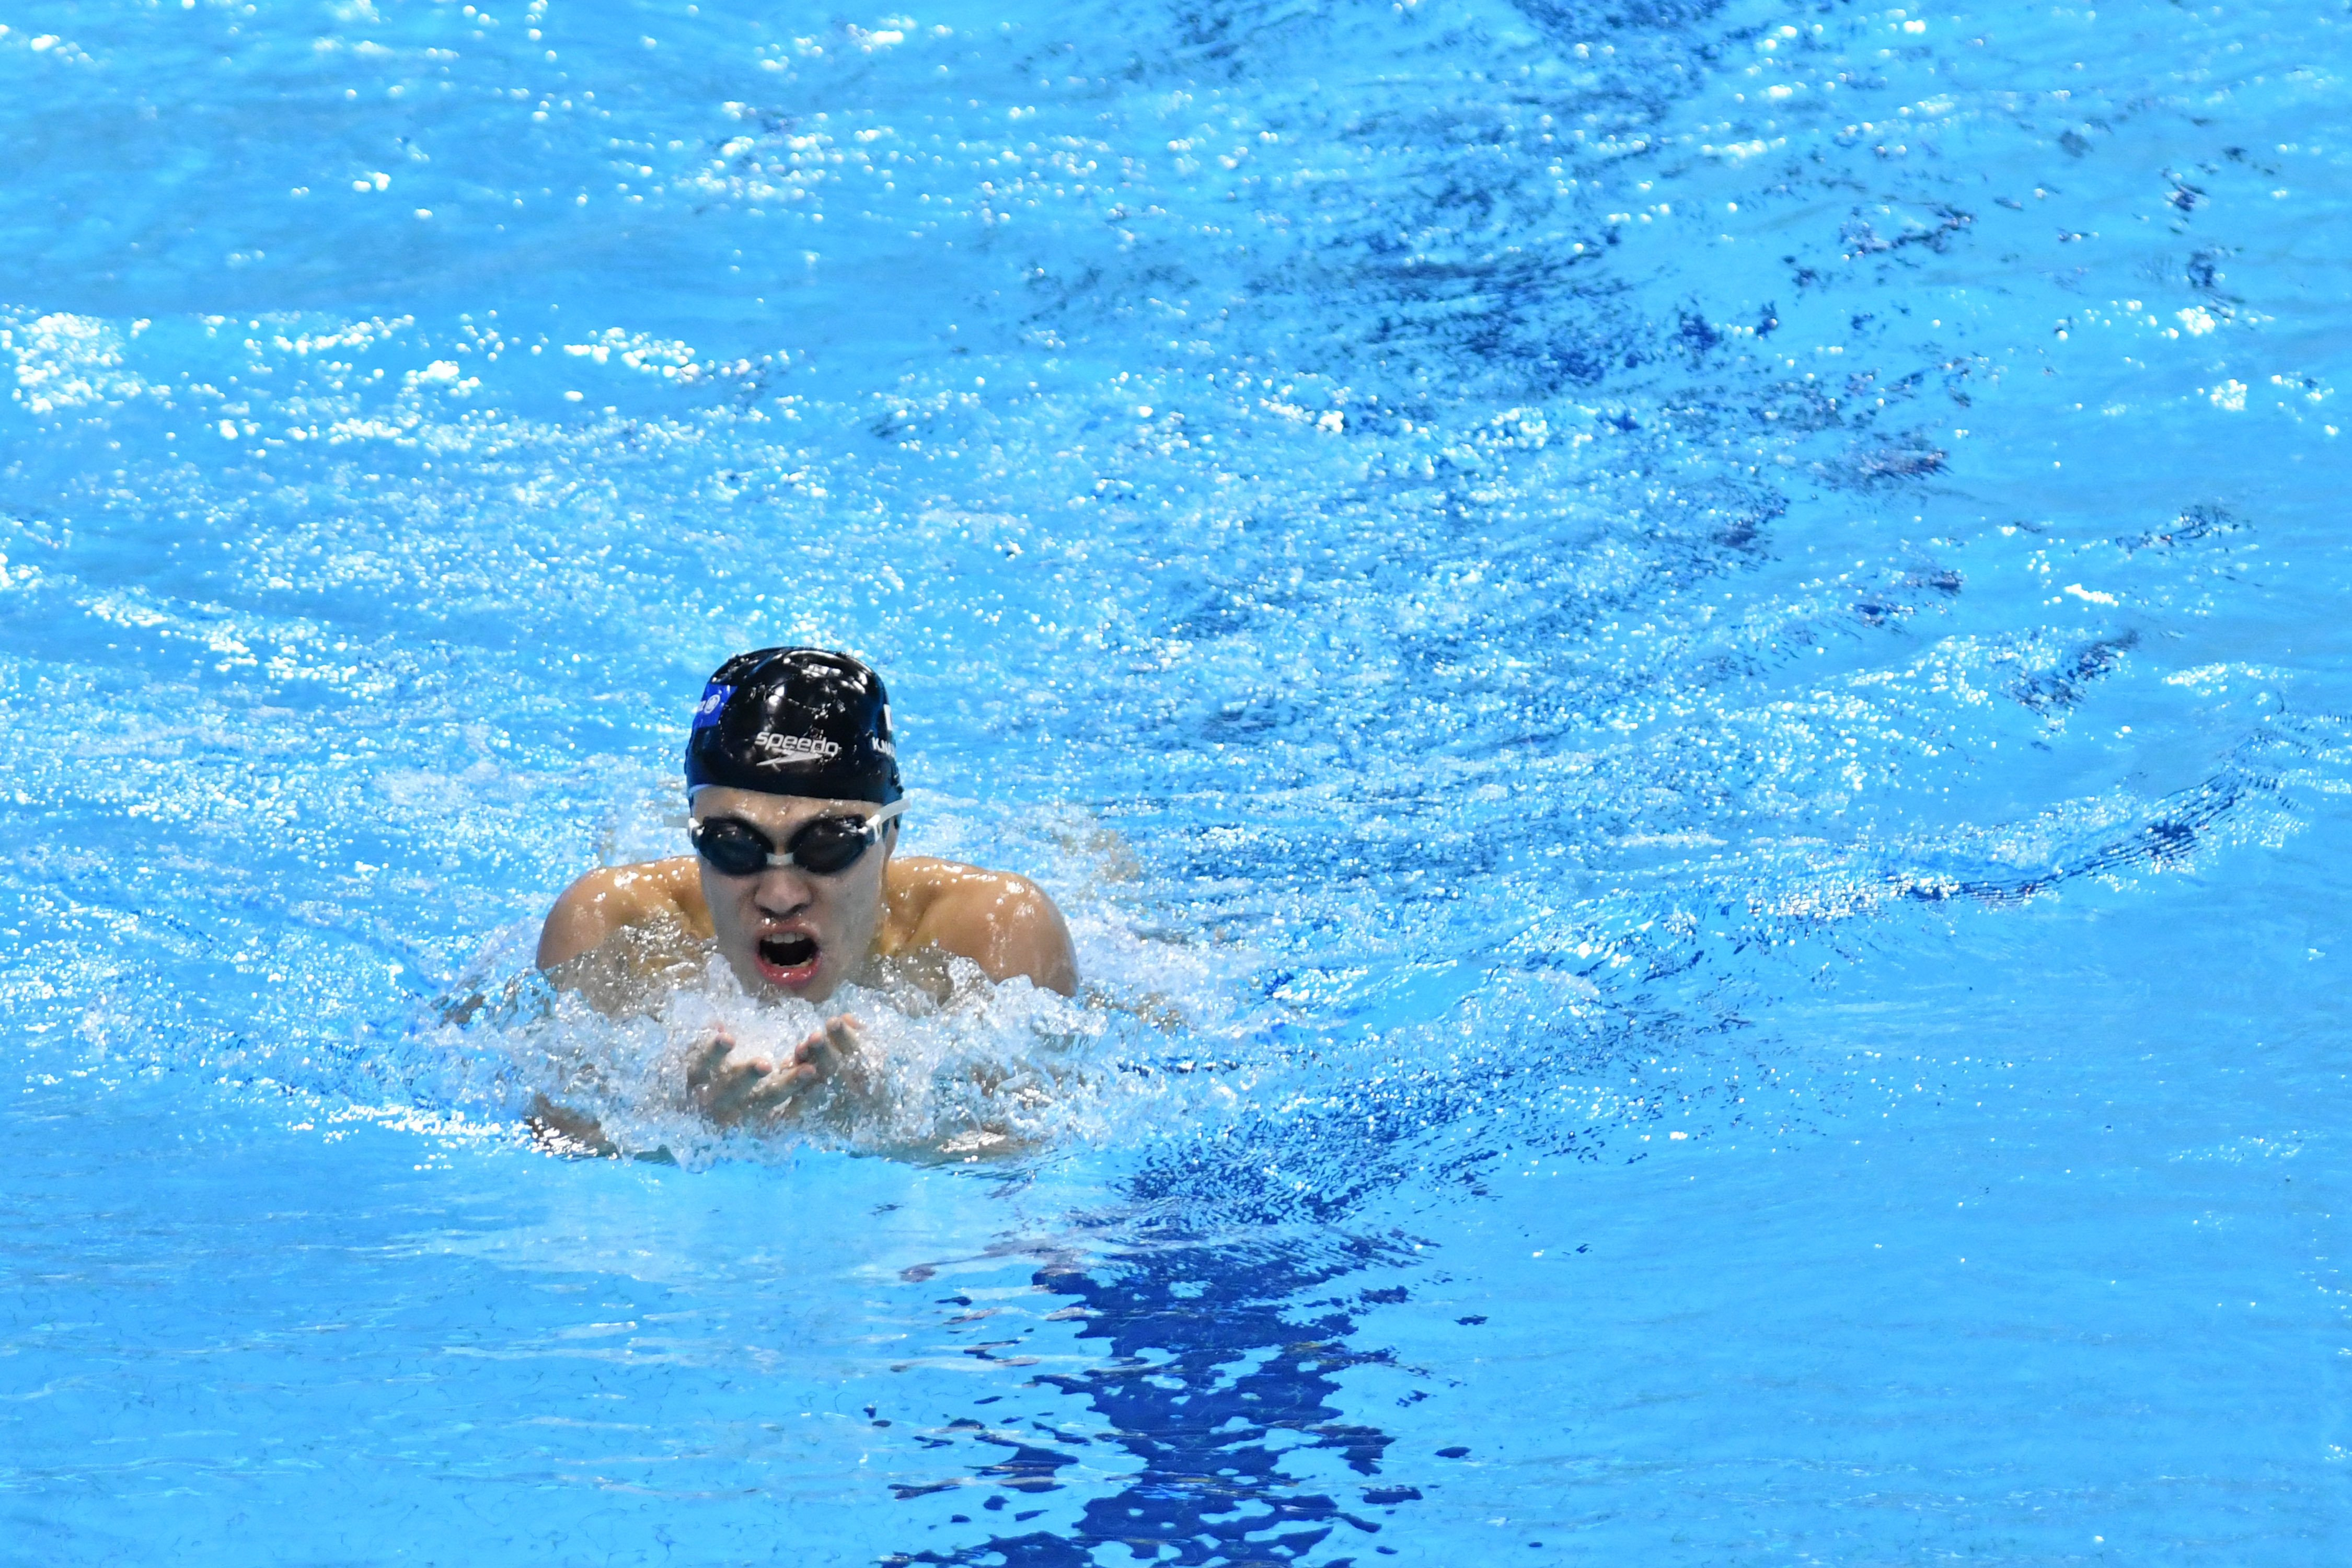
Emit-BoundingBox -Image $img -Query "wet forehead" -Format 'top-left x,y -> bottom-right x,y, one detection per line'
689,785 -> 878,834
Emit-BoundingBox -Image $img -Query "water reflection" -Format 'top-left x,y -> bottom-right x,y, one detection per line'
890,1219 -> 1423,1567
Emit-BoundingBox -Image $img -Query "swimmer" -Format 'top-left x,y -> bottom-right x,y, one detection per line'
532,646 -> 1077,1147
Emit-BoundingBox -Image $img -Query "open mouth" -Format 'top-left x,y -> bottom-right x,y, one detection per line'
755,931 -> 821,984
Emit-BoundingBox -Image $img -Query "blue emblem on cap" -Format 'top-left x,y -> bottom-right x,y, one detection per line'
690,681 -> 733,729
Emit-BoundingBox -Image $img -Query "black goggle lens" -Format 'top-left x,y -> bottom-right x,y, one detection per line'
691,818 -> 771,877
691,815 -> 880,877
787,818 -> 877,874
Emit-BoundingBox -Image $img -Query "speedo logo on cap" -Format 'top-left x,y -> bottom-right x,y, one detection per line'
752,731 -> 842,766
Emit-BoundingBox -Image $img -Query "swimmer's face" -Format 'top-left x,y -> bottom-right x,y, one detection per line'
689,786 -> 895,1006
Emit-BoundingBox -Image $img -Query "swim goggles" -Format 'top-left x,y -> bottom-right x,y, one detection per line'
690,800 -> 906,878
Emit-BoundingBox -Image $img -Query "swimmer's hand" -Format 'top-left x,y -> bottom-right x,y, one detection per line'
527,1093 -> 619,1158
686,1017 -> 880,1128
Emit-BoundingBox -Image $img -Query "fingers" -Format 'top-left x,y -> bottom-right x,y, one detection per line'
686,1030 -> 741,1097
790,1014 -> 860,1068
687,1027 -> 814,1126
694,1056 -> 813,1125
685,1025 -> 739,1086
824,1016 -> 874,1093
736,1057 -> 820,1113
687,1019 -> 879,1128
686,1032 -> 729,1080
687,1050 -> 757,1122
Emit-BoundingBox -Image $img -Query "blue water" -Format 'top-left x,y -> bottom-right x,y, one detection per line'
6,0 -> 2352,1560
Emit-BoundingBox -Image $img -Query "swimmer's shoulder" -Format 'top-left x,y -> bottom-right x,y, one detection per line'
536,856 -> 711,970
883,856 -> 1078,996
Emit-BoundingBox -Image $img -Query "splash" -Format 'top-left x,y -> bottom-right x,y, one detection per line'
419,928 -> 1204,1167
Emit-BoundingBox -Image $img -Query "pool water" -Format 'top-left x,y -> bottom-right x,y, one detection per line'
5,0 -> 2352,1560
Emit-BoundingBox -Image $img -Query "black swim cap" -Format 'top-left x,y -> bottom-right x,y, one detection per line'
683,647 -> 903,804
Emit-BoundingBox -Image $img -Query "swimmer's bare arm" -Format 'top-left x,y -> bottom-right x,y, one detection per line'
534,859 -> 702,970
889,857 -> 1079,996
528,860 -> 718,1154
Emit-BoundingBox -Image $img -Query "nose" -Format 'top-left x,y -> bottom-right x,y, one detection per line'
751,868 -> 817,918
